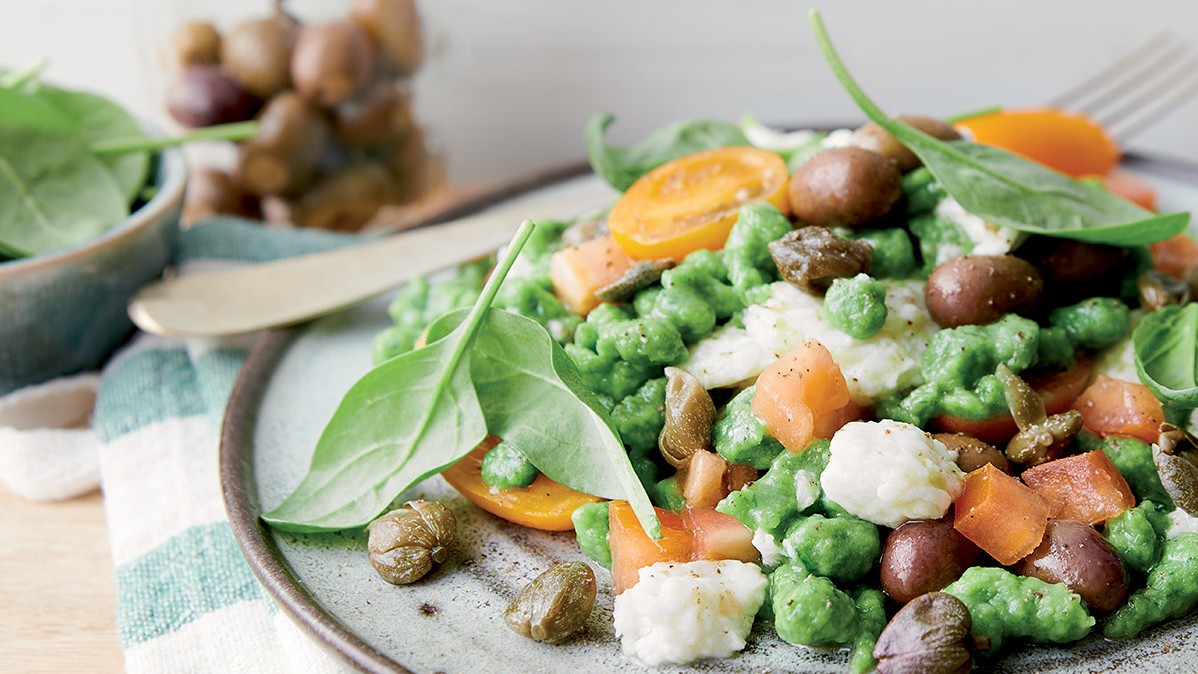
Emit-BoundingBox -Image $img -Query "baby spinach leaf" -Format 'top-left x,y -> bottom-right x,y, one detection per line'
428,308 -> 662,539
36,85 -> 148,203
1133,304 -> 1198,410
0,88 -> 128,257
262,223 -> 535,533
809,10 -> 1188,247
586,112 -> 751,191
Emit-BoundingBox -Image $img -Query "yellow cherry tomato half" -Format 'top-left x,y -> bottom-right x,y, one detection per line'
953,107 -> 1120,178
607,146 -> 790,260
440,436 -> 602,531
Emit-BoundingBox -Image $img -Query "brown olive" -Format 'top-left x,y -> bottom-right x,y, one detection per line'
166,65 -> 261,128
171,21 -> 222,69
1018,238 -> 1129,284
182,168 -> 261,225
768,226 -> 873,294
335,82 -> 416,147
291,21 -> 378,107
234,92 -> 330,196
788,147 -> 902,228
924,255 -> 1043,328
350,0 -> 424,76
220,15 -> 298,99
289,162 -> 393,231
933,433 -> 1012,474
853,115 -> 961,173
880,518 -> 980,604
1015,519 -> 1128,614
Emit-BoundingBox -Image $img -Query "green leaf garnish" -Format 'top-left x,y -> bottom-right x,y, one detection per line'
265,221 -> 661,538
1133,304 -> 1198,410
427,308 -> 662,539
586,112 -> 751,192
262,222 -> 535,532
808,9 -> 1189,247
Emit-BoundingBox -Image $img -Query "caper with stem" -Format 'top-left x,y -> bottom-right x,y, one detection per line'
1155,423 -> 1198,516
996,364 -> 1081,467
658,367 -> 716,468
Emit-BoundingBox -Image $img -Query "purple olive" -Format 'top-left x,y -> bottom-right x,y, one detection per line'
167,65 -> 260,128
1015,519 -> 1128,614
880,519 -> 980,604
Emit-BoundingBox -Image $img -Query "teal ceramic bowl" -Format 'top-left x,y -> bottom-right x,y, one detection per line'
0,144 -> 185,395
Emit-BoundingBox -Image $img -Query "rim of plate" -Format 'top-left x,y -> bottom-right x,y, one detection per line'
220,150 -> 1198,674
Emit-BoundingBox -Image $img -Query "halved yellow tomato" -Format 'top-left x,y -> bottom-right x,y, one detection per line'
954,107 -> 1120,178
607,146 -> 789,260
441,436 -> 602,531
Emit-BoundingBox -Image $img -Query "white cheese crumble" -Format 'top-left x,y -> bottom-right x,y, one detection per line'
794,468 -> 821,512
935,196 -> 1024,257
1092,310 -> 1143,383
742,118 -> 821,152
752,529 -> 783,567
681,280 -> 936,404
821,127 -> 856,149
822,420 -> 965,528
1167,508 -> 1198,537
613,560 -> 767,667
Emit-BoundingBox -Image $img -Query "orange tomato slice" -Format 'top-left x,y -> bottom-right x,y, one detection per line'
441,436 -> 602,531
1102,169 -> 1158,211
607,146 -> 790,260
954,107 -> 1120,178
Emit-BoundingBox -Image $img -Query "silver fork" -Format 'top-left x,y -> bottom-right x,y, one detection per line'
1047,32 -> 1198,140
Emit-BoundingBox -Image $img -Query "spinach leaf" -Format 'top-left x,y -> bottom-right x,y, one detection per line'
36,86 -> 149,203
586,112 -> 751,191
428,308 -> 662,539
0,88 -> 129,257
1133,304 -> 1198,410
808,10 -> 1189,247
262,224 -> 534,533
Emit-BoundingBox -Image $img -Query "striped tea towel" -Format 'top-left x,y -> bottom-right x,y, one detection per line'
25,219 -> 370,673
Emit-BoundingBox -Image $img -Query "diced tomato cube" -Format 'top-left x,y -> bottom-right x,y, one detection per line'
1021,451 -> 1136,525
684,506 -> 759,563
1072,375 -> 1165,444
680,450 -> 729,508
953,463 -> 1049,565
609,501 -> 693,594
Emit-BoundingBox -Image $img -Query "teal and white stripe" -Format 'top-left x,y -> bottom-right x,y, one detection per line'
94,219 -> 357,673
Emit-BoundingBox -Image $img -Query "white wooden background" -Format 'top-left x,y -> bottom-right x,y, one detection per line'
3,0 -> 1198,183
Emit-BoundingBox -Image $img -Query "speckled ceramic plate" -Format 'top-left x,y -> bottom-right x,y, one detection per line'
223,155 -> 1198,674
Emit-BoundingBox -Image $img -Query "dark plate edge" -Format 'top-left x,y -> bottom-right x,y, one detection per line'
220,151 -> 1198,674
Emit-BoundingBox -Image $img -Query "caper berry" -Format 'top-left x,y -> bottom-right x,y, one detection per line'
504,562 -> 597,644
768,226 -> 873,294
874,592 -> 980,674
1155,423 -> 1198,516
367,500 -> 456,585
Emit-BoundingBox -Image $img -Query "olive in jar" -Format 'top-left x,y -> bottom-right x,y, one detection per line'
221,15 -> 298,100
167,65 -> 261,128
351,0 -> 424,76
291,21 -> 378,107
235,92 -> 330,196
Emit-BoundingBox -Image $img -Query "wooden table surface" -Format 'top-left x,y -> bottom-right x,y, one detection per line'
0,487 -> 123,673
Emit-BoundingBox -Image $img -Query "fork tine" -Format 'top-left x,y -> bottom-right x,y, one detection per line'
1048,32 -> 1178,109
1046,32 -> 1198,140
1103,59 -> 1198,139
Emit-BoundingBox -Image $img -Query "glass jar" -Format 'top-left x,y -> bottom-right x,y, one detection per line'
135,0 -> 442,231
